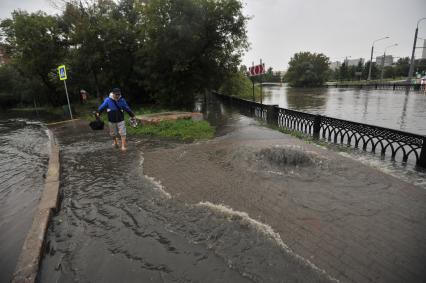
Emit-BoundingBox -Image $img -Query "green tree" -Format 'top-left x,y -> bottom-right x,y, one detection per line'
362,61 -> 379,80
394,57 -> 410,77
142,0 -> 249,108
383,66 -> 395,79
0,0 -> 248,108
284,52 -> 330,87
1,11 -> 68,106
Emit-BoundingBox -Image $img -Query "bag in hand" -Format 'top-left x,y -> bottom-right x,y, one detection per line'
89,117 -> 105,130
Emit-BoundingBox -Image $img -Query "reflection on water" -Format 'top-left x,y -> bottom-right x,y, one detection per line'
262,85 -> 426,135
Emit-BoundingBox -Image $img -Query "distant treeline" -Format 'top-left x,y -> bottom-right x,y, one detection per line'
329,57 -> 426,82
0,0 -> 248,108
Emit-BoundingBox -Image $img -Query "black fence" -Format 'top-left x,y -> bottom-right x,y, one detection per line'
327,83 -> 425,91
214,92 -> 426,168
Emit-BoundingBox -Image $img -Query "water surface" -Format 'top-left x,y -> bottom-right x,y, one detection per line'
262,85 -> 426,135
0,119 -> 49,283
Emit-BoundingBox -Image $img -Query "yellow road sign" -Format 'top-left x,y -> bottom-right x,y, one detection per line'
58,65 -> 67,80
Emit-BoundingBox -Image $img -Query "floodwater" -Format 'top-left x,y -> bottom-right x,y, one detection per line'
39,122 -> 334,282
0,119 -> 49,283
261,85 -> 426,135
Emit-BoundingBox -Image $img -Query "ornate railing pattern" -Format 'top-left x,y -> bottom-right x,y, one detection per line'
214,92 -> 426,168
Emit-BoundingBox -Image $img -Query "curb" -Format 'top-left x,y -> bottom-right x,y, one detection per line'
11,129 -> 60,283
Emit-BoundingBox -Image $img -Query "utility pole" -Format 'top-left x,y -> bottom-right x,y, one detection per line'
368,36 -> 389,81
260,59 -> 263,105
252,61 -> 255,101
408,18 -> 426,84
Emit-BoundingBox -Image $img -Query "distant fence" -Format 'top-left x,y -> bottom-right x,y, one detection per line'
214,92 -> 426,168
326,83 -> 425,91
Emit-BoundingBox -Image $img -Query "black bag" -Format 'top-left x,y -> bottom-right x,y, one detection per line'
89,116 -> 105,130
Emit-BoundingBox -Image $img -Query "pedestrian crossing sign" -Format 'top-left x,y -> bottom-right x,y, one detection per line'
58,65 -> 67,80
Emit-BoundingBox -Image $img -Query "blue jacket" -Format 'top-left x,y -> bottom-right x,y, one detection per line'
98,97 -> 134,123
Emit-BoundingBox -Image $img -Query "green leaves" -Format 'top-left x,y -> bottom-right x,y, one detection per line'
1,0 -> 248,108
284,52 -> 330,87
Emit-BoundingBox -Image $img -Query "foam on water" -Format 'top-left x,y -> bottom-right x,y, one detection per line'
139,153 -> 172,199
196,201 -> 340,283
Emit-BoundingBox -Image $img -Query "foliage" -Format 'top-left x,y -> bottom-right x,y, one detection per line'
219,71 -> 261,100
0,64 -> 43,107
127,119 -> 215,140
0,0 -> 248,109
1,11 -> 68,106
284,52 -> 330,87
141,0 -> 249,108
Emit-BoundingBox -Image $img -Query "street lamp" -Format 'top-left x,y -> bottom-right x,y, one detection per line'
380,43 -> 398,80
407,17 -> 426,83
368,36 -> 389,81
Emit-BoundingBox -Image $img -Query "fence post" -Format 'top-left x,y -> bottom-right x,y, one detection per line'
313,115 -> 321,139
418,137 -> 426,168
266,104 -> 279,126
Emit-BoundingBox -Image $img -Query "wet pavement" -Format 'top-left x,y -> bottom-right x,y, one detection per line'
39,121 -> 334,282
38,97 -> 426,283
145,97 -> 426,283
0,119 -> 49,283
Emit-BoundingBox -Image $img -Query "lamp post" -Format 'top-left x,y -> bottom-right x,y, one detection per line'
368,36 -> 389,81
380,43 -> 398,80
407,17 -> 426,83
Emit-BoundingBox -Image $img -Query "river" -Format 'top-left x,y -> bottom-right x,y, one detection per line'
261,85 -> 426,135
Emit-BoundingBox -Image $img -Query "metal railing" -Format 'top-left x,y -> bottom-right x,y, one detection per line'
214,92 -> 426,168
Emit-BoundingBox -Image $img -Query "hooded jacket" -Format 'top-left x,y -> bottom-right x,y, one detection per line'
98,95 -> 135,123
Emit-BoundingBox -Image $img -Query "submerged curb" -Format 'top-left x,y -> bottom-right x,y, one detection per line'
12,129 -> 60,283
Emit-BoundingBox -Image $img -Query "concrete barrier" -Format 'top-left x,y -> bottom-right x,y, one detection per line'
12,129 -> 60,283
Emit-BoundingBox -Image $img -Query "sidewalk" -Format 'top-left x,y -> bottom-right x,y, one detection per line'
143,114 -> 426,283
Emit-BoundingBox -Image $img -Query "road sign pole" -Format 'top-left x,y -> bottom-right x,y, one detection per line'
260,59 -> 263,105
63,80 -> 73,119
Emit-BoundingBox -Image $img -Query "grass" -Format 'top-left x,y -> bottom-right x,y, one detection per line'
127,119 -> 214,141
77,99 -> 214,141
10,98 -> 215,141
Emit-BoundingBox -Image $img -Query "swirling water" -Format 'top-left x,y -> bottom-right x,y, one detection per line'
0,119 -> 49,283
39,122 -> 333,282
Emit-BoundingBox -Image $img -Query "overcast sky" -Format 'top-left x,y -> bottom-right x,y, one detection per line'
1,0 -> 426,71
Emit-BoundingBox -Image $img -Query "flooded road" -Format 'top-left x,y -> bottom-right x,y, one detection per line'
261,85 -> 426,135
0,119 -> 49,283
40,121 -> 333,282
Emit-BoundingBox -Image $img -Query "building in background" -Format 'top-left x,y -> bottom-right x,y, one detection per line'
329,61 -> 341,70
422,39 -> 426,59
376,55 -> 394,67
344,58 -> 364,67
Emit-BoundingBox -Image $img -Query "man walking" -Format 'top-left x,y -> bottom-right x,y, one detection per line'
97,88 -> 135,151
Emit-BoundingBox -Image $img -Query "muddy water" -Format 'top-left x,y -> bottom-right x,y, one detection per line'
262,85 -> 426,135
39,122 -> 333,282
0,120 -> 49,283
